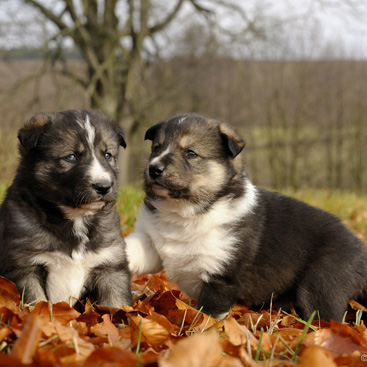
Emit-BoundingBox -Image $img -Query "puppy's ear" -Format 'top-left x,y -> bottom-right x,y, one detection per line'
115,124 -> 127,149
18,113 -> 50,153
145,122 -> 165,141
219,122 -> 245,158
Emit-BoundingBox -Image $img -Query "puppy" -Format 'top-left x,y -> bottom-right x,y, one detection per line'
0,109 -> 132,308
126,113 -> 367,321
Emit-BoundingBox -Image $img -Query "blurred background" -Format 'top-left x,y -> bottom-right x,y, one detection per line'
1,0 -> 367,192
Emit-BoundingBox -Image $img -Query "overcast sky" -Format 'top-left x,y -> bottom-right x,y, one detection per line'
1,0 -> 366,59
263,0 -> 367,58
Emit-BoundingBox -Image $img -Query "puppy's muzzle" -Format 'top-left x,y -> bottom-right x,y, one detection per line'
93,181 -> 112,195
149,164 -> 165,179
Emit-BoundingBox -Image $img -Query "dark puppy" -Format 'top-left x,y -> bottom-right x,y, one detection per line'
126,113 -> 367,321
0,109 -> 132,307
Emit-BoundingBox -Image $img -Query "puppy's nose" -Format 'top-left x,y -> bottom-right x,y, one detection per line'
93,181 -> 112,195
149,164 -> 165,178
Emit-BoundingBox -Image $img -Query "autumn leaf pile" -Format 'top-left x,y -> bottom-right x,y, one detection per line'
1,273 -> 367,367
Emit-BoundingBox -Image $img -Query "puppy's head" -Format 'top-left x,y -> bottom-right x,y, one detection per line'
144,114 -> 245,206
18,109 -> 126,211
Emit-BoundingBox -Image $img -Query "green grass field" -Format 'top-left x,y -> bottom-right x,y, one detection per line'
117,186 -> 367,243
0,184 -> 366,243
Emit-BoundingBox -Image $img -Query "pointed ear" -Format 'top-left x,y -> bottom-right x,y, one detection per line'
18,113 -> 50,153
115,124 -> 127,149
219,122 -> 245,158
145,122 -> 165,141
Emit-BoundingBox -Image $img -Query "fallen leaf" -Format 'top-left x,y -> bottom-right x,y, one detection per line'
224,318 -> 258,348
0,354 -> 25,367
0,307 -> 21,324
90,314 -> 120,344
84,346 -> 137,367
11,313 -> 42,364
127,312 -> 171,349
34,346 -> 79,367
298,346 -> 337,367
0,327 -> 12,342
160,332 -> 223,367
55,324 -> 95,356
30,301 -> 81,325
0,276 -> 20,307
303,321 -> 367,356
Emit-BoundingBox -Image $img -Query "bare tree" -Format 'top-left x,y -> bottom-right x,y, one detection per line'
3,0 -> 257,184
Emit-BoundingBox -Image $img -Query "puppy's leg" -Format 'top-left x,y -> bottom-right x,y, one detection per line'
297,284 -> 348,322
125,232 -> 163,274
297,262 -> 353,321
88,264 -> 132,308
15,267 -> 47,304
196,278 -> 238,319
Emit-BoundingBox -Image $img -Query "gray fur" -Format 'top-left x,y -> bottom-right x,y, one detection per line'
0,109 -> 132,307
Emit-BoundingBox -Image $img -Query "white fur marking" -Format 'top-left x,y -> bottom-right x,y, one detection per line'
84,115 -> 96,149
126,179 -> 258,300
150,147 -> 170,166
78,115 -> 111,183
178,116 -> 187,124
89,154 -> 111,183
60,205 -> 96,247
30,245 -> 124,304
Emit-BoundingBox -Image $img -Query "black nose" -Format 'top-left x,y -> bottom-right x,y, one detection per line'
93,181 -> 112,195
149,164 -> 165,178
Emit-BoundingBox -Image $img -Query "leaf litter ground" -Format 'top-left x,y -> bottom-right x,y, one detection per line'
1,273 -> 367,367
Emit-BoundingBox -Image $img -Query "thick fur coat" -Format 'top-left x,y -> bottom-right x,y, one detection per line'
0,109 -> 132,307
126,113 -> 367,321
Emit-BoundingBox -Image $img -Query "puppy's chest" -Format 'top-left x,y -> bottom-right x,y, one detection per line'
150,213 -> 236,280
31,244 -> 122,304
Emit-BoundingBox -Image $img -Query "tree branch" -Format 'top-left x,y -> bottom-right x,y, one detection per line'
24,0 -> 68,31
149,0 -> 185,34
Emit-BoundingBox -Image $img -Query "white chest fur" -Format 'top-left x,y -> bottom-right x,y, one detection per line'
31,245 -> 122,304
134,181 -> 258,300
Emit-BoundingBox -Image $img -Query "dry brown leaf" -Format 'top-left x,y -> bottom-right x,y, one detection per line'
34,346 -> 78,367
237,311 -> 272,330
90,314 -> 120,344
127,312 -> 171,348
302,321 -> 367,356
11,313 -> 42,364
224,318 -> 258,348
0,354 -> 25,367
30,301 -> 81,326
55,324 -> 95,356
334,352 -> 367,367
84,346 -> 137,367
218,356 -> 246,367
350,300 -> 367,313
0,307 -> 20,325
0,276 -> 20,307
297,346 -> 337,367
160,331 -> 223,367
0,327 -> 12,342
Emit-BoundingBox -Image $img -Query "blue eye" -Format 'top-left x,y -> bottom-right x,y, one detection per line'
185,150 -> 197,158
105,152 -> 112,161
65,154 -> 77,162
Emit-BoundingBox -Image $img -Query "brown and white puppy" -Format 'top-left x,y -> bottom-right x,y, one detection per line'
126,113 -> 367,321
0,109 -> 132,307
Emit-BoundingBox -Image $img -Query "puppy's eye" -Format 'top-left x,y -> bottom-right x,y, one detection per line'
185,150 -> 197,158
65,154 -> 77,162
105,152 -> 112,161
152,145 -> 160,153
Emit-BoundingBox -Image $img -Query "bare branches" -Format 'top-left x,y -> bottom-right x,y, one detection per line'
149,0 -> 186,34
24,0 -> 68,31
